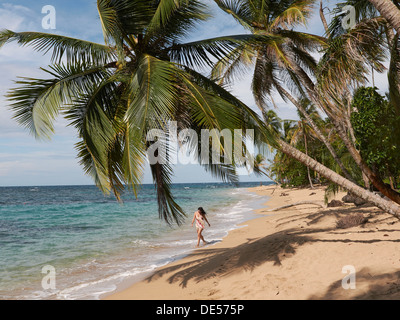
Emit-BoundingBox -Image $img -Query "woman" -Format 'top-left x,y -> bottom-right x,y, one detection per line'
191,207 -> 211,247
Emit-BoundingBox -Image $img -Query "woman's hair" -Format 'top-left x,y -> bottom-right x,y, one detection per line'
198,207 -> 206,216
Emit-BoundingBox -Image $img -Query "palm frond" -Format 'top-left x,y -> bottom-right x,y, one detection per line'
211,44 -> 255,83
75,140 -> 111,195
0,29 -> 114,64
7,77 -> 60,140
122,123 -> 147,198
68,81 -> 119,195
7,62 -> 110,139
184,66 -> 276,148
97,0 -> 141,59
275,29 -> 327,50
126,54 -> 179,132
151,162 -> 186,226
318,17 -> 387,95
329,0 -> 378,38
214,0 -> 254,30
201,161 -> 239,184
146,0 -> 209,42
270,0 -> 315,29
168,34 -> 276,69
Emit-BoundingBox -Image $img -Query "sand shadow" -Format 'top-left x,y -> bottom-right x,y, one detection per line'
144,207 -> 400,293
309,268 -> 400,300
145,228 -> 315,288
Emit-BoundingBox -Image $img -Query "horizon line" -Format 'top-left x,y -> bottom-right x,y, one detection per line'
0,180 -> 274,188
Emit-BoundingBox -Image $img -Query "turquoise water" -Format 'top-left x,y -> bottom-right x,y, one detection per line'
0,182 -> 271,300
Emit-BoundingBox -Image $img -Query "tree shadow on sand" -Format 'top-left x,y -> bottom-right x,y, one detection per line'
309,269 -> 400,300
145,228 -> 313,288
144,207 -> 400,295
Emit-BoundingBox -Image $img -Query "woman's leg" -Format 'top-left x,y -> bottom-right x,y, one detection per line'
196,229 -> 201,247
199,229 -> 206,244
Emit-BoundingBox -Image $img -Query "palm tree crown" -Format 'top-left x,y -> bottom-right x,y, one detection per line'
0,0 -> 272,225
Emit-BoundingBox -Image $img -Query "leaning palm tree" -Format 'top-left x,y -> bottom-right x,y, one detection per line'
211,0 -> 400,217
212,0 -> 355,182
0,0 -> 272,225
316,1 -> 400,204
215,0 -> 400,204
277,139 -> 400,217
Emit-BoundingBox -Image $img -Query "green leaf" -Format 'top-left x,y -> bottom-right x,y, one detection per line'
0,29 -> 114,64
151,162 -> 186,226
7,62 -> 111,139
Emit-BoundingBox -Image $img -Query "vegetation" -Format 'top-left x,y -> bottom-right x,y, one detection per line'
351,87 -> 400,188
3,0 -> 400,223
261,100 -> 361,189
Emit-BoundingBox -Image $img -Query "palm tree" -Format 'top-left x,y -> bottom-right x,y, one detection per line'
215,0 -> 400,204
262,109 -> 282,135
330,0 -> 400,117
267,119 -> 297,185
253,154 -> 280,185
0,0 -> 273,225
211,0 -> 400,216
317,0 -> 400,204
278,140 -> 400,217
253,109 -> 282,184
212,0 -> 355,182
289,100 -> 322,188
368,0 -> 400,33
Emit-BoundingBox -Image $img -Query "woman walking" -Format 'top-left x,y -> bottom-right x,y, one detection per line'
191,207 -> 211,247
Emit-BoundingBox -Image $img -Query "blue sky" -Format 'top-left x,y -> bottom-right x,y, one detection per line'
0,0 -> 384,187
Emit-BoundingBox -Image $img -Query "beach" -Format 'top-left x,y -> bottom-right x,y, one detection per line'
0,183 -> 265,300
105,185 -> 400,300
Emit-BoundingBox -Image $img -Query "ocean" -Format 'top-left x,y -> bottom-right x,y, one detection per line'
0,182 -> 272,300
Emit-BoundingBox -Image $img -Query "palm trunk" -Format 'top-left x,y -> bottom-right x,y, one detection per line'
261,169 -> 281,185
278,140 -> 400,218
345,89 -> 357,146
319,1 -> 329,34
390,176 -> 395,190
289,62 -> 400,205
279,85 -> 355,182
362,172 -> 371,189
368,0 -> 400,33
304,132 -> 314,189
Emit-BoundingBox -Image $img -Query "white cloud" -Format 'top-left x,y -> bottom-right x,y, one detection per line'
0,3 -> 38,31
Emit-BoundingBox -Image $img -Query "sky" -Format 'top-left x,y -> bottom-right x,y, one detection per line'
0,0 -> 386,187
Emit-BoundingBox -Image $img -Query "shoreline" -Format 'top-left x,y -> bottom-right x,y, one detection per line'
99,186 -> 267,300
0,183 -> 267,300
104,185 -> 400,300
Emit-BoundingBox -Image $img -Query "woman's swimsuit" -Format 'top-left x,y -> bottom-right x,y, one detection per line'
195,215 -> 205,230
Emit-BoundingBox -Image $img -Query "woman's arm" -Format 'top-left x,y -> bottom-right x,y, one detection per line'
204,216 -> 211,227
191,213 -> 196,226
